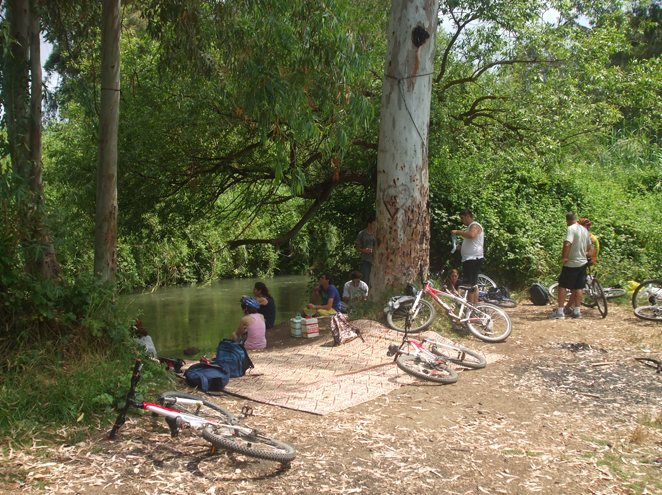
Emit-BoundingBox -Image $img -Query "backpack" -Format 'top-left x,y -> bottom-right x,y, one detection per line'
486,286 -> 510,301
184,362 -> 230,392
330,313 -> 364,346
529,283 -> 551,305
214,339 -> 254,378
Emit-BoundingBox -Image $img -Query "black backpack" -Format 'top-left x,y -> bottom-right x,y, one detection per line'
184,362 -> 230,392
529,283 -> 551,305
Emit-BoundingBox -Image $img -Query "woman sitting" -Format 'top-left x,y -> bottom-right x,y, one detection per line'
234,296 -> 267,350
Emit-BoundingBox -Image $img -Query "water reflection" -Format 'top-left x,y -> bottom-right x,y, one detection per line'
122,275 -> 310,356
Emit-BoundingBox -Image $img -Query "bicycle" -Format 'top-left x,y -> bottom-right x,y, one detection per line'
108,360 -> 296,464
384,278 -> 512,343
479,286 -> 518,308
547,268 -> 608,318
631,279 -> 662,321
385,309 -> 486,384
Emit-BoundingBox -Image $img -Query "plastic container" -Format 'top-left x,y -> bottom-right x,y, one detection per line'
302,317 -> 319,338
290,316 -> 302,337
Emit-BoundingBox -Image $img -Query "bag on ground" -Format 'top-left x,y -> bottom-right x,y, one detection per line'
214,339 -> 254,378
486,286 -> 510,301
529,283 -> 551,305
184,362 -> 230,392
330,313 -> 364,346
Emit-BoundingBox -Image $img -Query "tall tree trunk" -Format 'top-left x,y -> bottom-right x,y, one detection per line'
371,0 -> 438,299
4,0 -> 58,277
94,0 -> 121,281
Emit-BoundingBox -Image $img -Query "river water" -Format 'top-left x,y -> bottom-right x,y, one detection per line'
122,275 -> 311,356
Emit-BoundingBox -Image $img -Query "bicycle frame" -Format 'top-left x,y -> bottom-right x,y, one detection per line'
421,281 -> 483,325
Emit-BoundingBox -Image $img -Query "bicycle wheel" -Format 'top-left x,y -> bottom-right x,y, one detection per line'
633,305 -> 662,321
477,274 -> 497,292
386,299 -> 436,333
466,303 -> 512,343
202,425 -> 297,463
395,354 -> 458,384
632,280 -> 662,309
427,340 -> 487,369
548,282 -> 570,303
157,391 -> 237,425
588,278 -> 608,318
603,287 -> 626,299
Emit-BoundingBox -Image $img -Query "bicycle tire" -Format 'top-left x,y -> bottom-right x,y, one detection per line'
548,282 -> 570,303
202,425 -> 297,463
632,280 -> 662,309
634,357 -> 662,371
633,305 -> 662,321
386,298 -> 436,333
157,391 -> 237,425
427,341 -> 487,369
395,354 -> 459,384
589,278 -> 608,318
477,274 -> 497,292
603,287 -> 626,299
466,303 -> 512,343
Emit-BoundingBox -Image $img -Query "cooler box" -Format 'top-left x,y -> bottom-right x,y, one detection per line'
302,317 -> 319,338
290,317 -> 302,338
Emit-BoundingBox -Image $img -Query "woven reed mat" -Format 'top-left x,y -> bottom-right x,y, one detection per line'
222,320 -> 502,415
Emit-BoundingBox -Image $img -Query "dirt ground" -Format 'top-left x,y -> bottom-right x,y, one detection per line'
2,301 -> 661,495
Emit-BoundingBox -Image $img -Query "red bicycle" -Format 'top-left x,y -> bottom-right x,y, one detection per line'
384,278 -> 512,343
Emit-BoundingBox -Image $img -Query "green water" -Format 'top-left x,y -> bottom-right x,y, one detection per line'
122,275 -> 310,356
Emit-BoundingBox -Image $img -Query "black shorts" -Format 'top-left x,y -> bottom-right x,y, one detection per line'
558,265 -> 587,290
461,258 -> 484,286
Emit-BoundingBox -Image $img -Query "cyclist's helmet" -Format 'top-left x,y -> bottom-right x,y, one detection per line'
578,217 -> 593,229
240,296 -> 261,311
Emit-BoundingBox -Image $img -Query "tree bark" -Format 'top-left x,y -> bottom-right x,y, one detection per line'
371,0 -> 439,299
4,0 -> 58,277
94,0 -> 121,281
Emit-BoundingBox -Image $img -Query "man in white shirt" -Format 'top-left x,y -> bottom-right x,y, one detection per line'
342,271 -> 369,307
551,212 -> 594,319
450,209 -> 484,304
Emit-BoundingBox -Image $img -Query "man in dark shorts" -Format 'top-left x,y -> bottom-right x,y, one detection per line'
451,209 -> 484,304
551,212 -> 593,319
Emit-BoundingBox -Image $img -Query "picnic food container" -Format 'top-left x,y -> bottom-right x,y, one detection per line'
302,318 -> 319,338
290,316 -> 302,337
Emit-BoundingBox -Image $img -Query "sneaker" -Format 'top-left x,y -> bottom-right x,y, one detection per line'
563,307 -> 573,316
571,308 -> 581,319
550,308 -> 565,319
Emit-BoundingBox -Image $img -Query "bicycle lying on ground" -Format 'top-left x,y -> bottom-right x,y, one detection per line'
386,308 -> 487,383
109,360 -> 296,464
547,268 -> 608,318
631,279 -> 662,321
384,278 -> 512,343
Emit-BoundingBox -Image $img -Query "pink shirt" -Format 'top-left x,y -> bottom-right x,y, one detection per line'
243,313 -> 266,350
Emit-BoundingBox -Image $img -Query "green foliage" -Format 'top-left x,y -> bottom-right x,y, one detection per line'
0,345 -> 172,444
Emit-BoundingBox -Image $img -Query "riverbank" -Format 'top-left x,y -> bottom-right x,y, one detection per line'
2,302 -> 660,494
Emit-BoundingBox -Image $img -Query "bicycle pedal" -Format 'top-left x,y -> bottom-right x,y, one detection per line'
386,344 -> 399,356
241,405 -> 254,417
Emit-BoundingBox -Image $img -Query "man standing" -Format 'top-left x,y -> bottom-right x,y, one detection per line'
551,212 -> 593,319
356,213 -> 376,286
450,209 -> 484,304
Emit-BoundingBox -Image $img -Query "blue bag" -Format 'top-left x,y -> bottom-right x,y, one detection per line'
214,339 -> 254,378
184,362 -> 230,392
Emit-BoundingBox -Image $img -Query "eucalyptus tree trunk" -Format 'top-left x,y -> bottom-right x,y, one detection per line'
4,0 -> 58,277
94,0 -> 121,281
371,0 -> 438,299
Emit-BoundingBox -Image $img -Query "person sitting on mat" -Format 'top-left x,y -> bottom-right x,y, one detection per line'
234,296 -> 267,350
306,273 -> 342,316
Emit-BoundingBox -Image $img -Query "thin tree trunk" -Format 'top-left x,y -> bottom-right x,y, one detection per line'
4,0 -> 58,277
94,0 -> 121,281
371,0 -> 439,299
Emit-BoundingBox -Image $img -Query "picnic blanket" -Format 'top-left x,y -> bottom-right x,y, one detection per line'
222,320 -> 502,415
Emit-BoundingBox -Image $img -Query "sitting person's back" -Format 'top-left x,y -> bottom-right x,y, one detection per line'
234,296 -> 266,350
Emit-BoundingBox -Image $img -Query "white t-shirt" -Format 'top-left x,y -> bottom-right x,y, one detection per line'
460,221 -> 484,261
564,223 -> 591,267
136,335 -> 157,357
343,280 -> 369,300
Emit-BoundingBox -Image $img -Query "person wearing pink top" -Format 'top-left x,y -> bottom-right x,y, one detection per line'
233,296 -> 267,350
